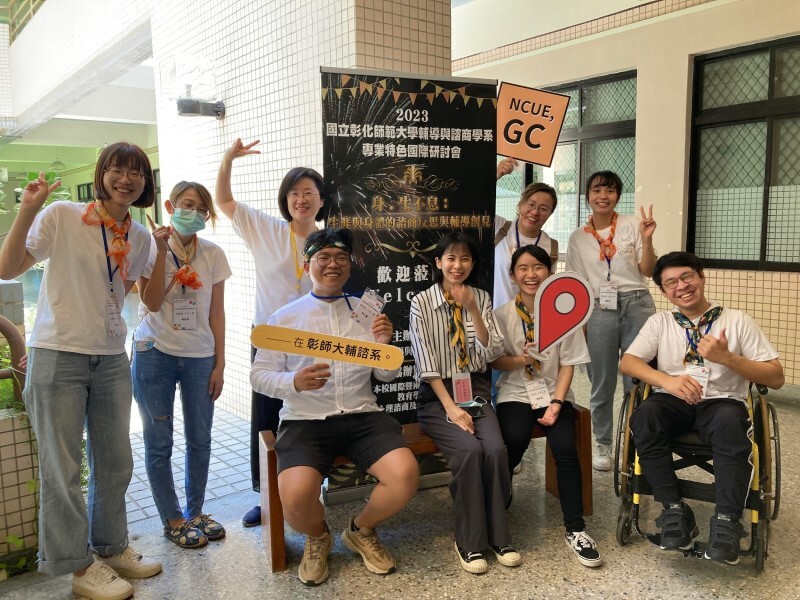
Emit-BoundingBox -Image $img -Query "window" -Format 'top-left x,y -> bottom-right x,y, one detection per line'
496,72 -> 637,248
689,37 -> 800,271
76,183 -> 94,202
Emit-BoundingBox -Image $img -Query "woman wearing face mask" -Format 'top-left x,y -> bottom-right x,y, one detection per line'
132,181 -> 232,548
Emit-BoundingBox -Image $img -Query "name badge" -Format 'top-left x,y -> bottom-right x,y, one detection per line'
452,371 -> 473,405
173,293 -> 197,330
352,287 -> 386,330
105,295 -> 125,337
685,364 -> 710,398
599,281 -> 618,310
525,377 -> 551,409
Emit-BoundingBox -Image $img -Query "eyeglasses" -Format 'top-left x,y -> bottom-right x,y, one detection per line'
309,253 -> 350,267
105,167 -> 146,182
662,272 -> 698,290
173,200 -> 211,221
520,202 -> 552,215
287,191 -> 320,201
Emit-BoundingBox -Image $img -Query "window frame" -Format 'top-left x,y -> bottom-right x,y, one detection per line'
688,35 -> 800,272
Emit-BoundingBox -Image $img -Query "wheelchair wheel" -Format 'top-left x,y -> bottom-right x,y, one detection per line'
755,517 -> 768,572
614,390 -> 631,498
768,402 -> 781,521
616,497 -> 633,545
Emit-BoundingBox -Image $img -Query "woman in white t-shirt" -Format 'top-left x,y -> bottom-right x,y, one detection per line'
491,244 -> 601,568
0,143 -> 162,599
215,139 -> 324,526
565,170 -> 657,472
133,182 -> 232,549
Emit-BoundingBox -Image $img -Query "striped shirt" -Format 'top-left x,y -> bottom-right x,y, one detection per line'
409,283 -> 504,381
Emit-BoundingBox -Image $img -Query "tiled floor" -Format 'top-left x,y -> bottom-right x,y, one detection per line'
3,375 -> 800,600
126,405 -> 252,524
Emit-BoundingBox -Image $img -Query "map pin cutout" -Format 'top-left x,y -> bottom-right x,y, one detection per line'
534,272 -> 593,353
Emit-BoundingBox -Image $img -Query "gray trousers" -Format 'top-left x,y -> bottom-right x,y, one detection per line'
416,377 -> 512,551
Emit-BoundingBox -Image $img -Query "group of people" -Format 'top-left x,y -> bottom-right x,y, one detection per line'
0,140 -> 783,599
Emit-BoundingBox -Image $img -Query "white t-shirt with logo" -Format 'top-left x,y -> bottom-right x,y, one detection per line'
494,216 -> 554,309
232,203 -> 315,324
566,213 -> 646,296
625,304 -> 779,401
134,237 -> 232,358
26,201 -> 151,355
493,298 -> 590,405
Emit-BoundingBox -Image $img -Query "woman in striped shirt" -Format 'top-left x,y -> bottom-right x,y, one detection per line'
409,231 -> 520,575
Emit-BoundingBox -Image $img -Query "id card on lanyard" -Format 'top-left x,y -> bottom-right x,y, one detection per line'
598,257 -> 618,310
169,250 -> 198,331
101,227 -> 126,337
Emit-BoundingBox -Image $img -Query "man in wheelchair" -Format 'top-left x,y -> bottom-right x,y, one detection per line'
619,252 -> 784,565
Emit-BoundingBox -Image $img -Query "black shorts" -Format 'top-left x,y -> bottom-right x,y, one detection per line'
274,411 -> 407,476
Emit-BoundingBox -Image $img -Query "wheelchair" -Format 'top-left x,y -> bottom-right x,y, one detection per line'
613,380 -> 781,572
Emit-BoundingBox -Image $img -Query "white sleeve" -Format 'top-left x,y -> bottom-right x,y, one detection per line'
249,313 -> 299,400
25,203 -> 59,262
624,313 -> 661,363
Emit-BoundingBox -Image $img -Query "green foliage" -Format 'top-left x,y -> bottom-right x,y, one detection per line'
14,172 -> 72,211
0,345 -> 24,413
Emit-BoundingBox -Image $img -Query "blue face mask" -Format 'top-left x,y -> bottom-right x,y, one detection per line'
171,208 -> 206,236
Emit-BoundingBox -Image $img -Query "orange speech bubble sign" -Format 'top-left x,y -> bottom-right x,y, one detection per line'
496,82 -> 571,168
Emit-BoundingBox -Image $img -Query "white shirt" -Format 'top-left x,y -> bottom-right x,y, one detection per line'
494,216 -> 555,309
409,284 -> 504,381
625,304 -> 779,401
232,203 -> 314,324
250,294 -> 399,421
566,213 -> 646,296
493,299 -> 590,405
25,201 -> 151,355
134,237 -> 232,358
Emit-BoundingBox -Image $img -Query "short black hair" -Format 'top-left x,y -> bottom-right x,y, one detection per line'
277,167 -> 325,222
94,142 -> 155,208
510,244 -> 552,273
652,251 -> 705,289
303,228 -> 353,259
432,231 -> 480,286
585,170 -> 623,198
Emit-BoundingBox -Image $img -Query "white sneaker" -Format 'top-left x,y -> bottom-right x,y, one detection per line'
72,561 -> 133,600
99,546 -> 162,579
592,443 -> 612,471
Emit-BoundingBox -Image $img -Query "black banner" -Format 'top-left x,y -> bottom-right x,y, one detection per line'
322,68 -> 498,425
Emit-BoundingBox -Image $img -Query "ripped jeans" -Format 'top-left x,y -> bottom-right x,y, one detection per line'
132,347 -> 216,526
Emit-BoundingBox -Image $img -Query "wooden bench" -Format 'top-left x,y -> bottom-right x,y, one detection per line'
259,404 -> 592,572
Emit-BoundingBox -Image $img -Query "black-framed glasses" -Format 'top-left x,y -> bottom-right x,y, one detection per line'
662,272 -> 698,290
287,191 -> 320,201
105,167 -> 146,182
173,200 -> 211,221
309,253 -> 350,267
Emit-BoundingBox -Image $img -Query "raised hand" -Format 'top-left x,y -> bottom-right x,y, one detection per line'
146,214 -> 171,254
371,314 -> 394,345
224,138 -> 261,162
496,157 -> 517,180
450,283 -> 476,310
639,204 -> 656,240
20,173 -> 61,212
697,328 -> 731,365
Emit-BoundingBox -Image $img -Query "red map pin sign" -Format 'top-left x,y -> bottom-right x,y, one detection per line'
534,272 -> 593,353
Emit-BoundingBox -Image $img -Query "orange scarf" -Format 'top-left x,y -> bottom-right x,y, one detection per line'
583,212 -> 618,261
82,200 -> 131,282
167,230 -> 203,291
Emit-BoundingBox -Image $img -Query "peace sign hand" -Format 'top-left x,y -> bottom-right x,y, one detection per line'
20,173 -> 61,212
639,204 -> 656,240
224,138 -> 261,163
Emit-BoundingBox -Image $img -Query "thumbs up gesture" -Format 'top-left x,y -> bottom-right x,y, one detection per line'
697,328 -> 731,365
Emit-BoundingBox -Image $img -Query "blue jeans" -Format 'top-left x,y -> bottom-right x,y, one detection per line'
585,290 -> 656,446
132,347 -> 216,526
23,348 -> 133,577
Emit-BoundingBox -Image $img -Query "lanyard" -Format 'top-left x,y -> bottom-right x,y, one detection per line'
310,291 -> 354,311
514,219 -> 541,251
168,249 -> 186,294
289,223 -> 304,292
100,226 -> 127,293
685,321 -> 713,352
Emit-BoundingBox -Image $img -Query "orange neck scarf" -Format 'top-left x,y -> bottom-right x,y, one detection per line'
82,200 -> 131,282
168,230 -> 203,290
583,212 -> 618,261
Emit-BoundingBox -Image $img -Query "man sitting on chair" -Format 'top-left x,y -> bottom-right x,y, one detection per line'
619,251 -> 784,565
251,228 -> 419,585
